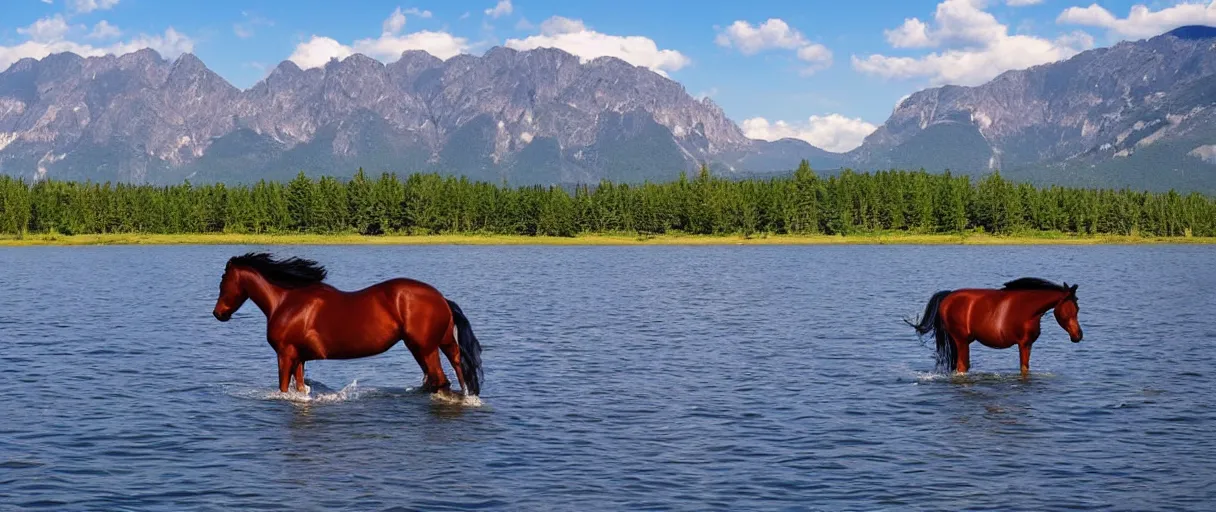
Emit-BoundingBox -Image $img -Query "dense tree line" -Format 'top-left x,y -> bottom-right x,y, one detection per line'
1,162 -> 1213,237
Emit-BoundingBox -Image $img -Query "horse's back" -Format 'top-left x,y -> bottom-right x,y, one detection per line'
941,288 -> 1027,346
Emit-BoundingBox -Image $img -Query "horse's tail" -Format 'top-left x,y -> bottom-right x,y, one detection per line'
447,299 -> 483,396
904,290 -> 955,372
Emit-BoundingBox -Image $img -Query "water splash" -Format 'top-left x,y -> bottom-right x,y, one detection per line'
229,379 -> 363,405
913,371 -> 1055,384
227,379 -> 485,407
430,391 -> 485,407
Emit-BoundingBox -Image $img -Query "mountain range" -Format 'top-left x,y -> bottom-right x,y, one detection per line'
0,26 -> 1214,191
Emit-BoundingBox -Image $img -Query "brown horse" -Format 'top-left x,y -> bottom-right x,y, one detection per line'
212,253 -> 483,396
907,277 -> 1084,375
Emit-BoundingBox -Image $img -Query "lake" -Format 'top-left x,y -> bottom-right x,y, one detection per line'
1,245 -> 1214,510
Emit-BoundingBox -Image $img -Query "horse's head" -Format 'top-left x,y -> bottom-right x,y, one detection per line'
1054,282 -> 1083,342
213,259 -> 247,322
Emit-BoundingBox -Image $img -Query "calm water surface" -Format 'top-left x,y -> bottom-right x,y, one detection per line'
1,245 -> 1214,511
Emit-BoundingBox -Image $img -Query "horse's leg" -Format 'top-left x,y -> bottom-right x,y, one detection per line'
292,361 -> 309,393
404,311 -> 453,394
422,349 -> 451,392
404,341 -> 433,391
439,329 -> 469,395
955,337 -> 971,374
276,353 -> 295,393
1018,343 -> 1032,376
943,324 -> 970,374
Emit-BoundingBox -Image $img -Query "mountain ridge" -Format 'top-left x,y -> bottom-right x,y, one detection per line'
845,25 -> 1216,191
1,26 -> 1215,191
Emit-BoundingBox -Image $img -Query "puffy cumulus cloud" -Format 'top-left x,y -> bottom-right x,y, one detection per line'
885,18 -> 933,48
485,0 -> 513,19
287,36 -> 354,69
795,44 -> 833,73
353,31 -> 468,61
741,114 -> 878,153
383,7 -> 407,35
715,18 -> 807,54
88,20 -> 122,40
884,0 -> 1007,49
853,32 -> 1091,85
287,8 -> 469,69
1,16 -> 192,72
505,16 -> 690,76
17,15 -> 73,42
854,0 -> 1094,86
69,0 -> 119,14
539,16 -> 585,35
103,27 -> 192,57
1057,2 -> 1216,39
714,18 -> 834,74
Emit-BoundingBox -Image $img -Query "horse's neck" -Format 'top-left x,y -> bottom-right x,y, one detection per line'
1013,290 -> 1064,319
241,272 -> 287,317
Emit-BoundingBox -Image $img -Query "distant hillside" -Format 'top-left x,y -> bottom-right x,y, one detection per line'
847,26 -> 1216,192
0,47 -> 839,186
1,26 -> 1215,191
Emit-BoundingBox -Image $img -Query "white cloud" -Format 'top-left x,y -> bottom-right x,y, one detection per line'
353,31 -> 468,61
1057,2 -> 1216,39
18,15 -> 72,42
405,8 -> 433,19
383,7 -> 407,35
885,18 -> 933,48
715,19 -> 807,54
484,0 -> 513,19
1007,0 -> 1042,6
100,27 -> 193,58
741,114 -> 878,153
505,16 -> 690,76
854,0 -> 1094,86
287,36 -> 353,69
795,44 -> 832,73
539,16 -> 585,35
287,9 -> 469,70
41,0 -> 53,4
1,17 -> 193,73
69,0 -> 119,14
714,18 -> 834,74
884,0 -> 1007,49
88,20 -> 121,40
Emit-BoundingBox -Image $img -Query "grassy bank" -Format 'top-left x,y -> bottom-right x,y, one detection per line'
1,232 -> 1213,246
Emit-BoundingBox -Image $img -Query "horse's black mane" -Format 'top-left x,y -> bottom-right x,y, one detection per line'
228,252 -> 327,288
1001,277 -> 1067,291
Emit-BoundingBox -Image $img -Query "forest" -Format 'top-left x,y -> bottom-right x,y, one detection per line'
1,162 -> 1213,238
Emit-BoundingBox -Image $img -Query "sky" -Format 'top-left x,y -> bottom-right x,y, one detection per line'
3,0 -> 1215,152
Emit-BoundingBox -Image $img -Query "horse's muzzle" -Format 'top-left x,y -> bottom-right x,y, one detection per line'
1071,332 -> 1083,343
213,310 -> 231,322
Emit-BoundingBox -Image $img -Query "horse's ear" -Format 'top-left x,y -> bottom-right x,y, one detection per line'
1070,284 -> 1078,294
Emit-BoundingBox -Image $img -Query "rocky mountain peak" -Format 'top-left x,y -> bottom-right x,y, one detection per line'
3,26 -> 1215,191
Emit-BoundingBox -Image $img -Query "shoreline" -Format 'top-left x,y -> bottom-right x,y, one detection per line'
1,232 -> 1213,246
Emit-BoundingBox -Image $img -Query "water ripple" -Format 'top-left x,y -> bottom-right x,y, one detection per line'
0,245 -> 1214,510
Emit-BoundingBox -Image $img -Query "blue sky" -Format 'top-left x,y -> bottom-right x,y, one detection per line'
3,0 -> 1214,152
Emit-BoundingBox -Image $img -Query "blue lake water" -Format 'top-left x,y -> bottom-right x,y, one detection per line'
1,245 -> 1214,510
